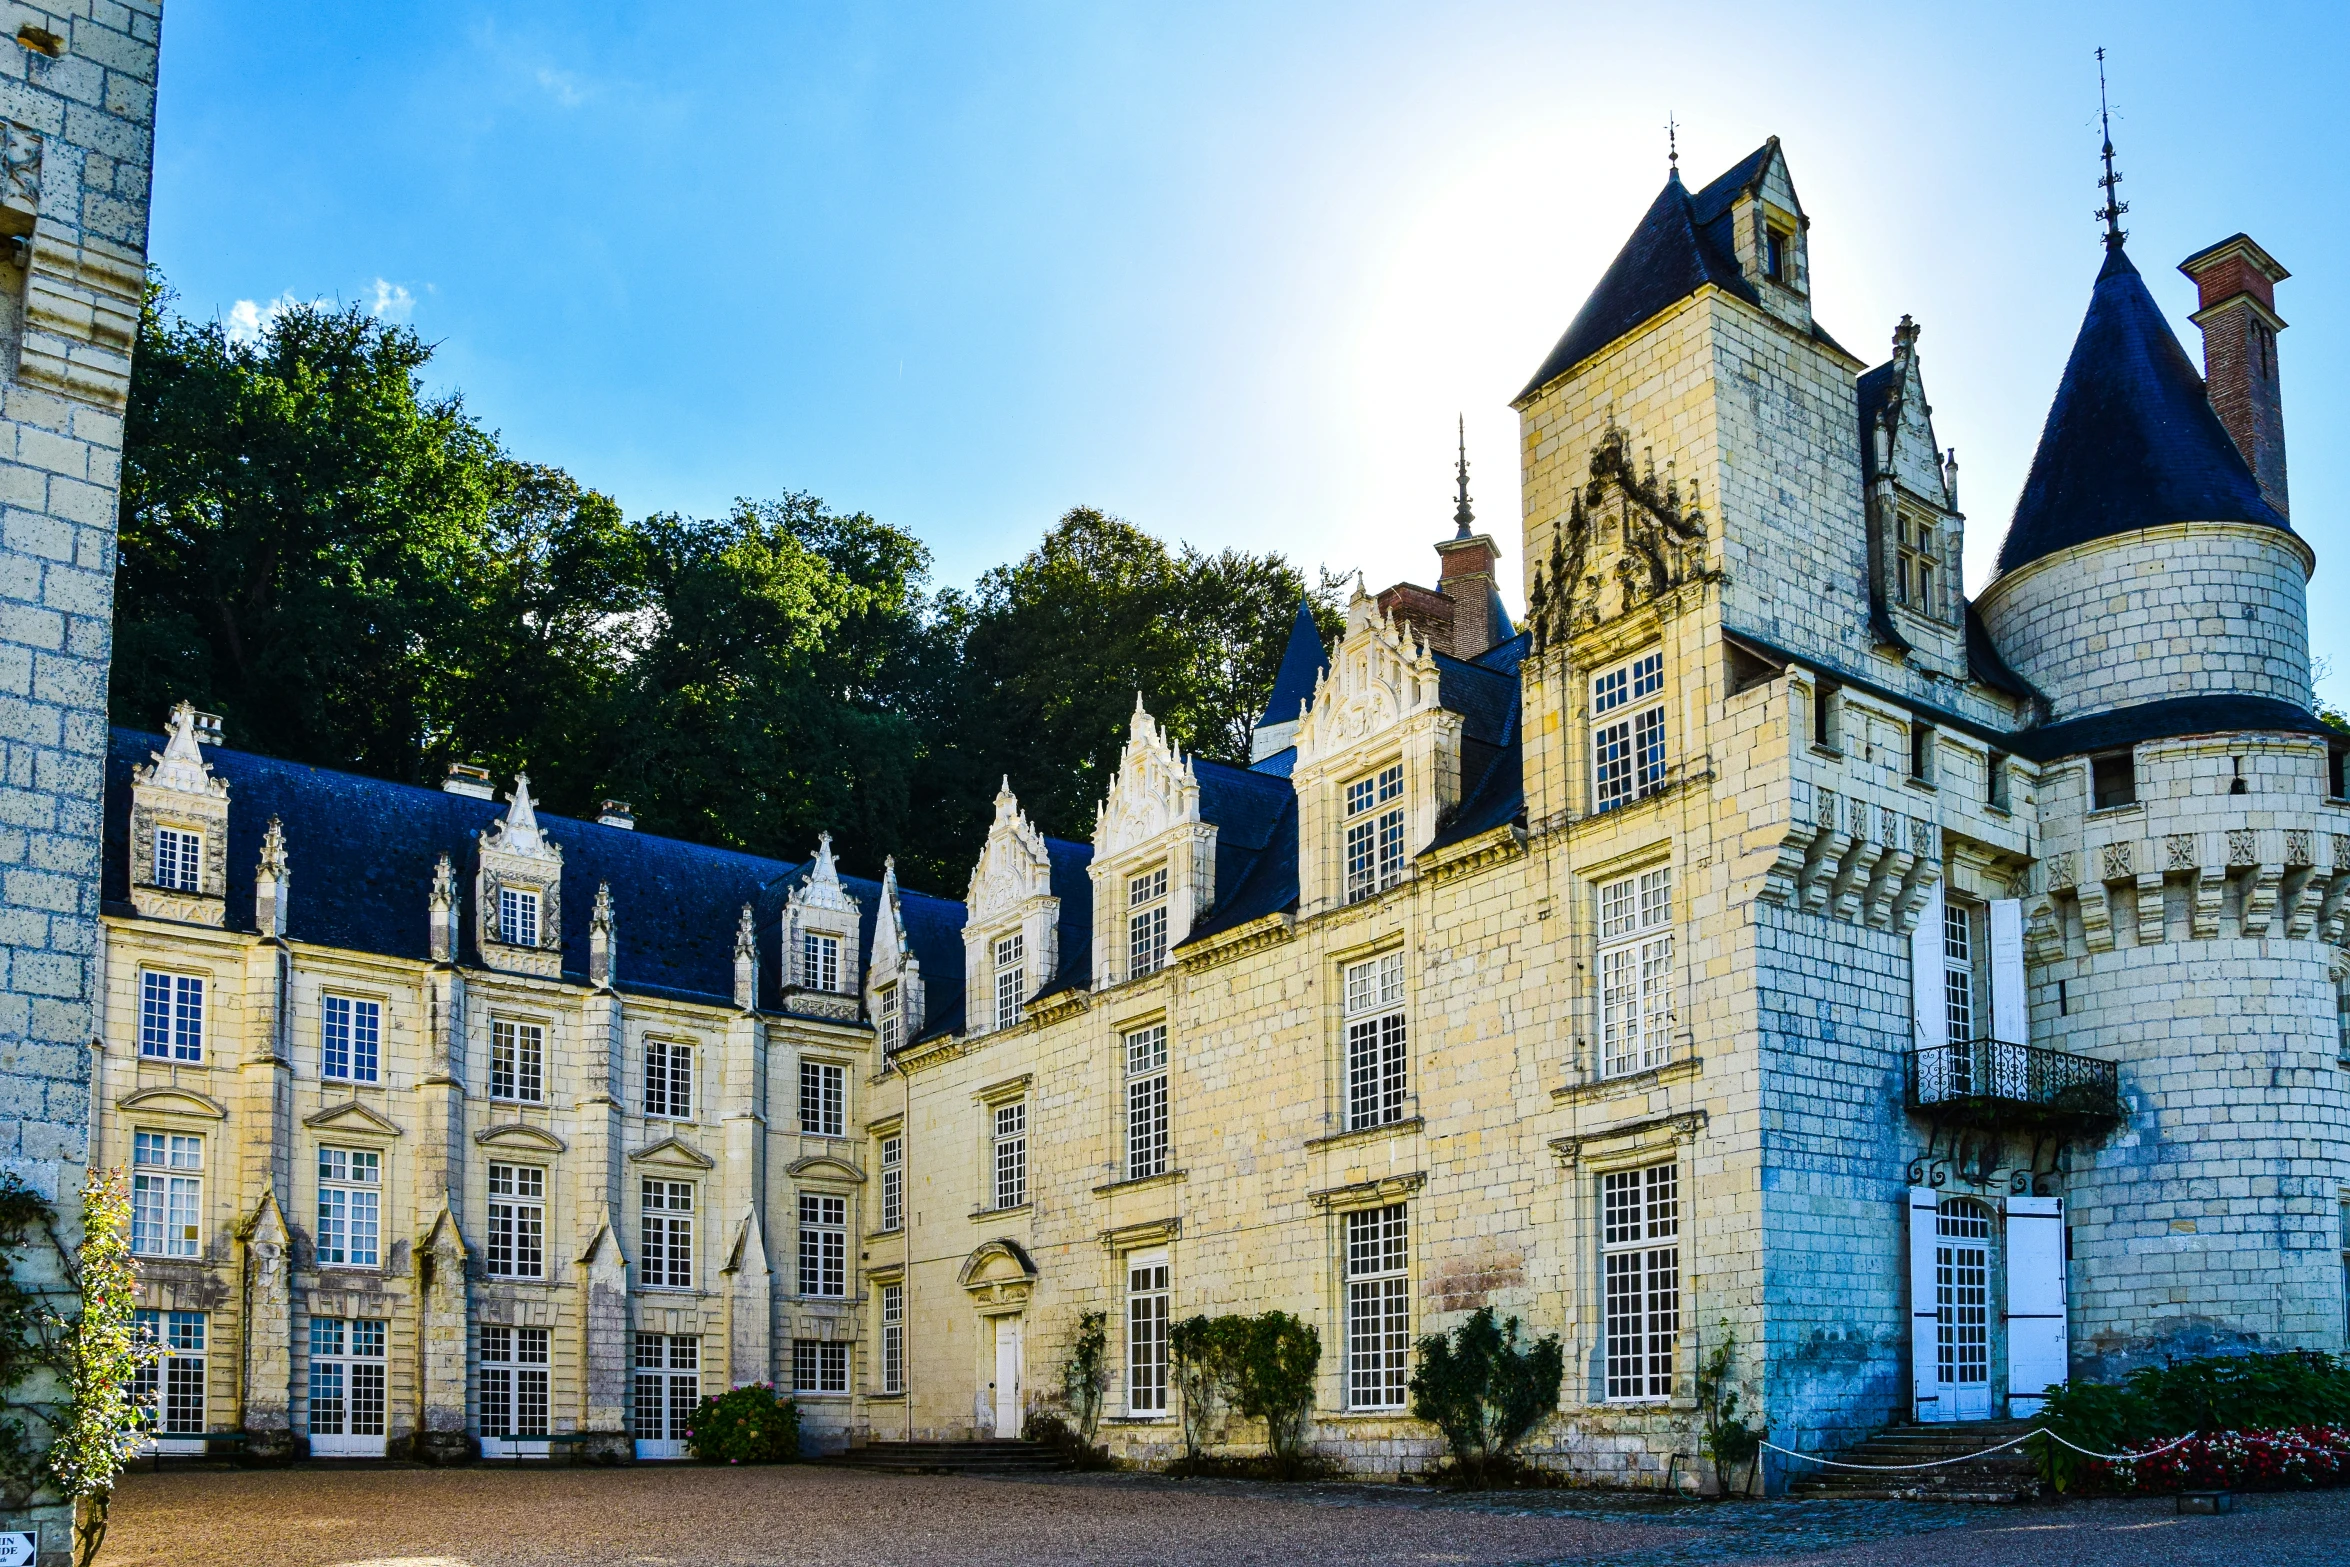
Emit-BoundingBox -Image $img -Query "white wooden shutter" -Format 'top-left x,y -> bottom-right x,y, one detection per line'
2005,1194 -> 2068,1416
1908,1187 -> 1942,1421
1989,899 -> 2026,1046
1910,882 -> 1947,1051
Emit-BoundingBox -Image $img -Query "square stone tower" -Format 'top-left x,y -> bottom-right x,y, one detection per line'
0,6 -> 161,1562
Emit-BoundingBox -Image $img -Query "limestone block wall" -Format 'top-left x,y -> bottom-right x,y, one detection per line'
1977,523 -> 2315,719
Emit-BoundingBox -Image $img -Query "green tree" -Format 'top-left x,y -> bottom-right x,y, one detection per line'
1409,1307 -> 1564,1486
1227,1311 -> 1320,1463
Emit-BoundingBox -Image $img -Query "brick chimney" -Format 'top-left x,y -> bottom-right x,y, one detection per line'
1374,422 -> 1510,658
2179,234 -> 2289,517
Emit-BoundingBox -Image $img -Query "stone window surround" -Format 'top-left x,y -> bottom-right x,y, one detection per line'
1330,937 -> 1411,1136
1550,1112 -> 1704,1411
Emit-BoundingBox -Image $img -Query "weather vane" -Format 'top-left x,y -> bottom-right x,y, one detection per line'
2094,47 -> 2128,249
1665,112 -> 1679,173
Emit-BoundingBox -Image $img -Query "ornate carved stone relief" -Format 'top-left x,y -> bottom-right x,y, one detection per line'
1525,420 -> 1713,652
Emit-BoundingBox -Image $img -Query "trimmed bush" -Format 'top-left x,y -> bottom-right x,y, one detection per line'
1408,1307 -> 1563,1487
686,1383 -> 799,1464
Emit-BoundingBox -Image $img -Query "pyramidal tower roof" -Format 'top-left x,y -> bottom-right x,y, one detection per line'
1994,243 -> 2290,576
1255,598 -> 1329,732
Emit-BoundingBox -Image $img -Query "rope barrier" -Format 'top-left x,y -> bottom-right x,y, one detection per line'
1759,1427 -> 2201,1471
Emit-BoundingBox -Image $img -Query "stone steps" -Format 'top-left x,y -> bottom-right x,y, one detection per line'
833,1439 -> 1074,1475
1788,1419 -> 2041,1502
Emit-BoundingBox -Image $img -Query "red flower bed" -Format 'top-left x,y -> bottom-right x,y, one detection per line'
2078,1426 -> 2350,1494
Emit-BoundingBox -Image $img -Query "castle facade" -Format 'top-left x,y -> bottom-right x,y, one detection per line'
92,139 -> 2346,1488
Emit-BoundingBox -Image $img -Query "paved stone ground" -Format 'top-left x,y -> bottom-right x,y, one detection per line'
99,1464 -> 2350,1567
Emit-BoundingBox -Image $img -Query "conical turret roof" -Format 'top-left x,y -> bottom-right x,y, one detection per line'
1994,244 -> 2289,576
1254,598 -> 1329,732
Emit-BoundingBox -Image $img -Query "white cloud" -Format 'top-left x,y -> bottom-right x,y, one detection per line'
535,65 -> 587,108
370,278 -> 415,321
223,291 -> 326,344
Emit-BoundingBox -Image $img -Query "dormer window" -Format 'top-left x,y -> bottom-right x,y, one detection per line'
1344,764 -> 1406,903
877,983 -> 900,1053
1593,650 -> 1668,812
1128,866 -> 1168,979
1765,228 -> 1790,283
993,933 -> 1025,1032
1896,513 -> 1941,615
802,932 -> 840,992
497,886 -> 539,948
154,827 -> 201,892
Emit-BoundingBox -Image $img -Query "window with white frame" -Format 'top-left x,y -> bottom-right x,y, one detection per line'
993,1100 -> 1028,1209
640,1179 -> 694,1290
490,1019 -> 545,1103
1126,1249 -> 1169,1415
634,1333 -> 698,1443
880,1283 -> 905,1394
478,1325 -> 550,1437
321,995 -> 381,1083
132,1310 -> 207,1434
644,1038 -> 692,1120
497,885 -> 540,948
131,1131 -> 202,1258
1602,1163 -> 1680,1401
315,1147 -> 381,1268
1128,866 -> 1168,979
1344,763 -> 1406,902
792,1339 -> 850,1395
802,931 -> 840,992
1598,867 -> 1675,1078
153,826 -> 202,892
138,971 -> 204,1062
1943,901 -> 1976,1044
993,933 -> 1025,1032
485,1163 -> 545,1279
1592,650 -> 1668,812
307,1317 -> 387,1440
1125,1023 -> 1169,1181
879,1135 -> 903,1232
800,1060 -> 846,1137
1343,952 -> 1408,1132
797,1192 -> 847,1297
877,983 -> 900,1054
1345,1204 -> 1410,1409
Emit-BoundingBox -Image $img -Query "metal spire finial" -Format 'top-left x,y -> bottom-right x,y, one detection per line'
2094,47 -> 2128,250
1665,112 -> 1679,178
1452,415 -> 1474,538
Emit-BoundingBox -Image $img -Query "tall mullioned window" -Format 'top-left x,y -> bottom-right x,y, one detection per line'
1597,868 -> 1674,1078
490,1020 -> 545,1103
800,1060 -> 846,1138
879,1135 -> 904,1232
877,983 -> 901,1054
1345,1204 -> 1410,1409
993,1101 -> 1028,1210
1125,1024 -> 1169,1181
1603,1164 -> 1680,1401
315,1147 -> 381,1268
1943,902 -> 1976,1045
153,826 -> 201,892
639,1179 -> 694,1291
486,1163 -> 545,1279
1344,763 -> 1406,902
880,1283 -> 905,1394
139,971 -> 204,1062
133,1310 -> 207,1435
634,1333 -> 698,1446
1128,866 -> 1169,979
1343,952 -> 1408,1132
321,995 -> 380,1083
131,1132 -> 202,1258
308,1317 -> 387,1443
1126,1249 -> 1170,1415
993,933 -> 1025,1032
1592,650 -> 1667,812
802,931 -> 841,992
644,1038 -> 692,1119
497,885 -> 540,948
479,1326 -> 550,1438
798,1193 -> 847,1297
1896,512 -> 1941,615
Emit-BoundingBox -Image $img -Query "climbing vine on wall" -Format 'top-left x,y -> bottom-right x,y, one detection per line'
0,1170 -> 151,1567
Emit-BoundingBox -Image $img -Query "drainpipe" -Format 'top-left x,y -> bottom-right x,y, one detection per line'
896,1050 -> 915,1443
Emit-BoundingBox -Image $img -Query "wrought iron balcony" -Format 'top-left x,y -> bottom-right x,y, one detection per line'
1906,1039 -> 2125,1138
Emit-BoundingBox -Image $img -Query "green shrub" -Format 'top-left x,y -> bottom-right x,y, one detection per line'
1408,1307 -> 1564,1487
2035,1352 -> 2350,1492
1695,1326 -> 1767,1496
1228,1313 -> 1321,1463
1060,1310 -> 1109,1446
1168,1314 -> 1249,1459
686,1383 -> 799,1464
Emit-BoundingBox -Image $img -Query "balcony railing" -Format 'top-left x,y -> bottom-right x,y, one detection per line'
1907,1039 -> 2124,1136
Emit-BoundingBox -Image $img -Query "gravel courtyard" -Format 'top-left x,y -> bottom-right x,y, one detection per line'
98,1464 -> 2350,1567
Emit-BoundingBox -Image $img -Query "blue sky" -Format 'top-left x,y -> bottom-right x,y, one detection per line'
152,2 -> 2349,697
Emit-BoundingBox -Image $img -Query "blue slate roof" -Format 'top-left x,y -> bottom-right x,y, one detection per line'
1032,838 -> 1096,1001
1255,599 -> 1329,732
1994,244 -> 2291,576
1856,360 -> 1896,486
102,729 -> 967,1016
2001,693 -> 2327,765
1434,649 -> 1519,747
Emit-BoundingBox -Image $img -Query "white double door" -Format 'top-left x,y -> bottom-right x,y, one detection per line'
990,1318 -> 1023,1439
308,1317 -> 388,1457
1907,1189 -> 2067,1422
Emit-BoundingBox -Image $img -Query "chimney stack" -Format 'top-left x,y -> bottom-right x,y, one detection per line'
2179,234 -> 2289,517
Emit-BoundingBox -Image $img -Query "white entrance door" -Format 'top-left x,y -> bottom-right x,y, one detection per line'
634,1333 -> 699,1459
992,1318 -> 1023,1439
307,1317 -> 388,1457
1935,1200 -> 1994,1420
2005,1195 -> 2068,1417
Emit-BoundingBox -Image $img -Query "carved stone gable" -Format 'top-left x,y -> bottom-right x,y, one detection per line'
1095,696 -> 1201,859
129,701 -> 231,926
967,782 -> 1053,921
1526,420 -> 1712,651
477,773 -> 563,978
1294,589 -> 1444,770
784,832 -> 863,1009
